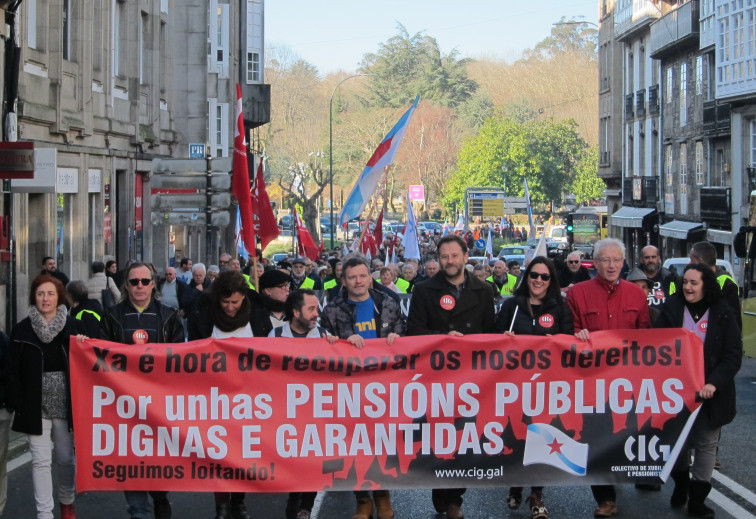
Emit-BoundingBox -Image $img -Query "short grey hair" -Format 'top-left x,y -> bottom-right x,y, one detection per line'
192,262 -> 206,274
207,264 -> 220,274
593,238 -> 626,260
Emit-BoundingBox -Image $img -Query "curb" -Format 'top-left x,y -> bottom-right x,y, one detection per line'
7,432 -> 28,462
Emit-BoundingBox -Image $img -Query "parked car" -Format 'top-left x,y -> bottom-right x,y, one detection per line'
278,214 -> 293,230
420,221 -> 443,234
663,257 -> 737,284
498,246 -> 529,259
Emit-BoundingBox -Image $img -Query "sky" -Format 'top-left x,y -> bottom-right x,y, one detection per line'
265,0 -> 598,75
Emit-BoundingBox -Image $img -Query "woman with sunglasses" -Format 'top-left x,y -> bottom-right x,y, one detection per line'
654,264 -> 741,518
494,256 -> 573,519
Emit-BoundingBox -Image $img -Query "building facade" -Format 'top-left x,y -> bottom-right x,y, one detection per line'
3,0 -> 269,326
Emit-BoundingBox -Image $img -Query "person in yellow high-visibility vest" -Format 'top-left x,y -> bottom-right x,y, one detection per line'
689,241 -> 742,329
487,259 -> 517,296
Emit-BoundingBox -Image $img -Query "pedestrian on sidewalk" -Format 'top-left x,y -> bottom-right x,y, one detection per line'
6,274 -> 82,519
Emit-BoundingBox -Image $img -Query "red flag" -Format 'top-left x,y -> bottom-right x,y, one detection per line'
294,207 -> 319,261
373,205 -> 384,246
232,84 -> 255,255
251,157 -> 279,251
360,232 -> 377,256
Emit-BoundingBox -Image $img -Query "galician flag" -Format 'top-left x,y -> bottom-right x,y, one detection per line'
524,178 -> 536,246
234,207 -> 249,261
338,96 -> 419,229
453,214 -> 465,232
523,423 -> 588,476
485,226 -> 493,259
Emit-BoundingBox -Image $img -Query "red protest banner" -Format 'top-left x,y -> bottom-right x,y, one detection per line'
70,330 -> 704,492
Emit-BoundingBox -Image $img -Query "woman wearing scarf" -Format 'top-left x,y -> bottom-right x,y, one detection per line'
655,263 -> 741,518
494,257 -> 573,519
187,270 -> 260,519
6,274 -> 82,519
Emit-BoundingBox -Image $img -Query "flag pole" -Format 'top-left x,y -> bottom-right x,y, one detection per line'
355,166 -> 389,255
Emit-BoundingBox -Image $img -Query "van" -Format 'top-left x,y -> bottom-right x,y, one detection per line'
549,225 -> 568,243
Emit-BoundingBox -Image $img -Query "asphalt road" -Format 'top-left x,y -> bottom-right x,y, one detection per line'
4,358 -> 756,519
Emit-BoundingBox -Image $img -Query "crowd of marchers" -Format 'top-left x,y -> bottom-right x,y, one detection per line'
0,234 -> 741,519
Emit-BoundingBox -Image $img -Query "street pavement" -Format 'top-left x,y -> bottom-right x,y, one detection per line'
3,358 -> 756,519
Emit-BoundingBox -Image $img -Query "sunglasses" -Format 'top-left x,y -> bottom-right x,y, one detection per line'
528,272 -> 551,281
127,278 -> 153,286
567,260 -> 580,264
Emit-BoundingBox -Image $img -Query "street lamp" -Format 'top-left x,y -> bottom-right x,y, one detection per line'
329,73 -> 375,249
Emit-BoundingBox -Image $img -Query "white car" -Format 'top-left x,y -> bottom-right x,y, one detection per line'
663,258 -> 737,284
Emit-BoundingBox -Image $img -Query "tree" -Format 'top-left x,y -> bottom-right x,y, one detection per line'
443,116 -> 589,211
359,24 -> 478,109
571,147 -> 605,204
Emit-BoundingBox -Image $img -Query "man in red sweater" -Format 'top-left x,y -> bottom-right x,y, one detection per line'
566,238 -> 651,518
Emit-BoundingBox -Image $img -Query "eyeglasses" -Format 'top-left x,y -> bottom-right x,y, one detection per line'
567,260 -> 580,264
596,258 -> 624,265
127,278 -> 152,286
275,283 -> 290,290
528,272 -> 551,281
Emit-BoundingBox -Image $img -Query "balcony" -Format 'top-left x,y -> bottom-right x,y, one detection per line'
622,176 -> 658,207
625,93 -> 635,119
649,1 -> 699,59
241,84 -> 271,129
614,0 -> 661,42
703,100 -> 731,136
636,89 -> 646,117
648,84 -> 660,115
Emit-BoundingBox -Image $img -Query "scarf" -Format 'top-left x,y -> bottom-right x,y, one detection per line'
28,304 -> 68,343
261,294 -> 285,313
210,296 -> 252,332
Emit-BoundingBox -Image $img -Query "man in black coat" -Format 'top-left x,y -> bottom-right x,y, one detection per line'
406,234 -> 495,519
99,262 -> 183,519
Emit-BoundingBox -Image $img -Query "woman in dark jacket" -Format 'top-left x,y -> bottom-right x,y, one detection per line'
187,271 -> 252,519
494,256 -> 573,519
655,263 -> 741,518
7,274 -> 82,519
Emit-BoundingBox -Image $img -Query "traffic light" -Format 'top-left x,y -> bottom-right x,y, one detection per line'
566,214 -> 574,247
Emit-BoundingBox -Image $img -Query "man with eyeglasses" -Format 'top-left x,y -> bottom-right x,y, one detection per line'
99,262 -> 184,519
558,252 -> 591,289
255,269 -> 294,336
566,238 -> 651,518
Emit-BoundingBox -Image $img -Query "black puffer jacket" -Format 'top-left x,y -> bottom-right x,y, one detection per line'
6,316 -> 80,435
655,295 -> 742,428
494,295 -> 574,335
320,288 -> 405,339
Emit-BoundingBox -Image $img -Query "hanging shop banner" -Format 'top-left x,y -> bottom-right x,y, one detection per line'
70,329 -> 704,492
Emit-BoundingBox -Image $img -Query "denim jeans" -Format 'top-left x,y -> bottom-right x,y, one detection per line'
27,417 -> 76,519
125,490 -> 169,519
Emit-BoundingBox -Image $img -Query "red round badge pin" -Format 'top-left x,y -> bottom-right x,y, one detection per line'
698,320 -> 708,334
654,289 -> 665,299
539,314 -> 554,328
440,295 -> 456,310
132,329 -> 148,344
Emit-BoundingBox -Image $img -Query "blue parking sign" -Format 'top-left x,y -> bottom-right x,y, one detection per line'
189,144 -> 206,158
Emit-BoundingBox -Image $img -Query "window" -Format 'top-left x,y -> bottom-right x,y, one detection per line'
679,144 -> 688,196
695,142 -> 705,185
207,2 -> 229,78
63,0 -> 71,60
247,52 -> 260,83
696,56 -> 704,95
680,143 -> 688,215
139,12 -> 148,84
114,2 -> 123,76
680,63 -> 687,126
27,0 -> 37,49
207,99 -> 229,158
750,120 -> 756,165
666,67 -> 673,104
666,145 -> 673,187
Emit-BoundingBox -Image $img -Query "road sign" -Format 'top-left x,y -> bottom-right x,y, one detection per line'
189,144 -> 206,158
475,239 -> 486,249
409,185 -> 425,201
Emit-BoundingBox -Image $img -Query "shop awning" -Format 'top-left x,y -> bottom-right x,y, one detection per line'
707,228 -> 733,245
610,207 -> 655,228
658,220 -> 703,239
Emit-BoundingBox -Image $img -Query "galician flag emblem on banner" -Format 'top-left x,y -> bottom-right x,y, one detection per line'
523,423 -> 589,476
